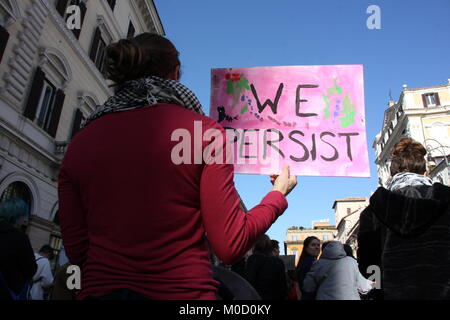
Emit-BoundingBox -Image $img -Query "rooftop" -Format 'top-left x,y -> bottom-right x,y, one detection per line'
332,197 -> 367,209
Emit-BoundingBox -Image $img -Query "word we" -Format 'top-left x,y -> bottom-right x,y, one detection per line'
366,5 -> 381,30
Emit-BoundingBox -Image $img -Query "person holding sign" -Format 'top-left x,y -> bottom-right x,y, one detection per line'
58,33 -> 297,300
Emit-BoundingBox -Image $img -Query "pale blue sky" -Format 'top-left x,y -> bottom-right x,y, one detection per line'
154,0 -> 450,252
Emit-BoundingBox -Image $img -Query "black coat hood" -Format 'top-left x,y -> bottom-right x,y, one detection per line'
369,183 -> 450,237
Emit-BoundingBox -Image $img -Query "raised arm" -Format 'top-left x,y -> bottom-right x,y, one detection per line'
199,126 -> 296,264
200,161 -> 288,264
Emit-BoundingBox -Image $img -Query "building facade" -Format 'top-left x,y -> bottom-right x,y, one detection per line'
374,80 -> 450,187
0,0 -> 163,259
284,221 -> 337,265
334,197 -> 368,256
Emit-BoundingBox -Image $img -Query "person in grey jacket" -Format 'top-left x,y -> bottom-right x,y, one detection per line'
303,241 -> 373,300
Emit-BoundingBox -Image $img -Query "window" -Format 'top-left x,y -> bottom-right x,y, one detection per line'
95,38 -> 107,73
0,24 -> 9,63
90,27 -> 107,75
292,235 -> 298,241
36,80 -> 57,132
388,123 -> 394,136
127,21 -> 136,38
425,94 -> 436,107
53,210 -> 60,226
323,235 -> 329,241
106,0 -> 116,11
0,181 -> 32,207
70,108 -> 86,138
422,93 -> 441,108
347,208 -> 351,214
23,67 -> 66,138
392,114 -> 398,127
291,248 -> 298,257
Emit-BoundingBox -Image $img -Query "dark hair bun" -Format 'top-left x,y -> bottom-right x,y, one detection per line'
390,138 -> 427,176
392,137 -> 427,157
105,33 -> 180,86
106,39 -> 143,84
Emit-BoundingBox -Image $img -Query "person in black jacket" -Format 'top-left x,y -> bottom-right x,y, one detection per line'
358,137 -> 450,300
245,234 -> 287,300
296,236 -> 320,300
0,198 -> 37,300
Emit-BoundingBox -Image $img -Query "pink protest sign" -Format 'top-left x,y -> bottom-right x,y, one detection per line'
209,65 -> 370,177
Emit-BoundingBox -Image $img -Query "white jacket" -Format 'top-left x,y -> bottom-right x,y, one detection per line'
30,253 -> 54,300
303,241 -> 372,300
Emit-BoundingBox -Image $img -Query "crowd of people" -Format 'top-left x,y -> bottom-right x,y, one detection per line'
1,32 -> 449,300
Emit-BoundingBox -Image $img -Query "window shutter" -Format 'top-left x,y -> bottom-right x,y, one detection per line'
48,89 -> 65,138
56,0 -> 70,17
70,109 -> 83,138
89,27 -> 101,62
24,67 -> 46,120
0,25 -> 10,63
73,1 -> 87,39
434,93 -> 441,106
422,94 -> 427,108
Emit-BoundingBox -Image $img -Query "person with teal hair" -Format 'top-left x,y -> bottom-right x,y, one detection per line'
0,198 -> 30,227
0,198 -> 36,300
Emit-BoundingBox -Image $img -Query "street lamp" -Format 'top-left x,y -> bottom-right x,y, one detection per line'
423,138 -> 449,179
424,138 -> 449,165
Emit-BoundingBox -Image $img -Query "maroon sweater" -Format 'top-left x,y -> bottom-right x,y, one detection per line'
58,104 -> 287,300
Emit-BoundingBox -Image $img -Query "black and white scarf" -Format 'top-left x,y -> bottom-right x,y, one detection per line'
387,172 -> 433,192
81,76 -> 204,129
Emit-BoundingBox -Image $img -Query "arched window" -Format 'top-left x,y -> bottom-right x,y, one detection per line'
0,181 -> 32,211
23,48 -> 71,138
0,182 -> 32,233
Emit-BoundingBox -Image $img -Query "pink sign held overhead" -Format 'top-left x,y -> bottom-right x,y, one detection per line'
209,65 -> 370,177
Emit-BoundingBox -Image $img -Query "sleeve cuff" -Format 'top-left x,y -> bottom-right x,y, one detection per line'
263,190 -> 288,215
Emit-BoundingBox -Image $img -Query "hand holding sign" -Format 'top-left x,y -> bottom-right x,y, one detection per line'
271,165 -> 297,197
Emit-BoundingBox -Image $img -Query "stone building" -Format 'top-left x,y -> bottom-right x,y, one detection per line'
284,220 -> 337,265
374,80 -> 450,187
0,0 -> 163,261
334,197 -> 368,257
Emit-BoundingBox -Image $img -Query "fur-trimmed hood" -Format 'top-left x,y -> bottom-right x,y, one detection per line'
369,183 -> 450,237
